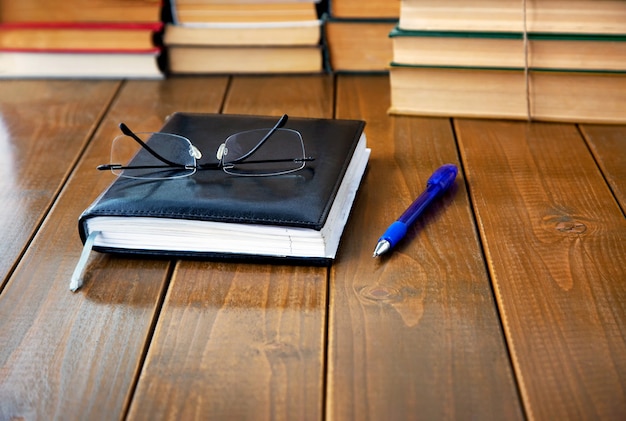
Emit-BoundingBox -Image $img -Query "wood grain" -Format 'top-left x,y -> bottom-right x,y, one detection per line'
127,75 -> 334,421
0,80 -> 118,290
455,119 -> 626,420
1,76 -> 624,420
579,124 -> 626,213
327,75 -> 523,420
0,77 -> 229,420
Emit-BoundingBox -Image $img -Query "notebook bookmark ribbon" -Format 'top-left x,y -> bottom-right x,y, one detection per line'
70,230 -> 101,292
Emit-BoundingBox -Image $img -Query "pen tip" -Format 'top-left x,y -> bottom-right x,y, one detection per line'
373,240 -> 390,258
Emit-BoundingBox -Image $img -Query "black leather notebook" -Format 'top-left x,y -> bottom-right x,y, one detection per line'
78,112 -> 369,263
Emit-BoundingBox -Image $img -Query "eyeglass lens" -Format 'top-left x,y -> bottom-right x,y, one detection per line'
221,128 -> 305,176
111,132 -> 197,179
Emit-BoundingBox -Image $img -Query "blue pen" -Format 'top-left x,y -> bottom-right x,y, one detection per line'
373,163 -> 458,257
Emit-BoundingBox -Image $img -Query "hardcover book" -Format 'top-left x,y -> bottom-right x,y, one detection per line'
0,50 -> 162,79
398,0 -> 626,34
0,0 -> 162,23
166,45 -> 323,74
163,21 -> 321,47
389,64 -> 626,123
390,27 -> 626,72
329,0 -> 400,19
0,22 -> 163,52
170,1 -> 319,25
324,18 -> 396,72
78,112 -> 369,264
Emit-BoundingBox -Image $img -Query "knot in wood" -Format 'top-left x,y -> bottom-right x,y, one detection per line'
358,285 -> 403,303
555,220 -> 586,234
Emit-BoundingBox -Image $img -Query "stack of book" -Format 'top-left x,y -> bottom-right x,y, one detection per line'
164,0 -> 323,74
324,0 -> 399,72
0,0 -> 163,78
389,0 -> 626,123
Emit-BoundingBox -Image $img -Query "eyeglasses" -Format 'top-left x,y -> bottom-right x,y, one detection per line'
97,114 -> 314,179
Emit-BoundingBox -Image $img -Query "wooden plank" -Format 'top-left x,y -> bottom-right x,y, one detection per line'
127,75 -> 334,420
455,119 -> 626,420
0,77 -> 229,420
0,80 -> 119,290
327,75 -> 523,420
579,124 -> 626,213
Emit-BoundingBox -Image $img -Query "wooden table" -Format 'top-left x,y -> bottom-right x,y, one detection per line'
0,75 -> 624,420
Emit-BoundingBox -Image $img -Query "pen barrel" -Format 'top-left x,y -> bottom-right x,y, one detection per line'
398,185 -> 439,227
399,164 -> 457,227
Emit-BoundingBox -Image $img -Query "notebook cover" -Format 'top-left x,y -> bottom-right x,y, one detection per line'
78,112 -> 366,253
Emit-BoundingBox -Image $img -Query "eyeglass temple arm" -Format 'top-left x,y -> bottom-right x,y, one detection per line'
117,123 -> 185,167
229,114 -> 288,164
